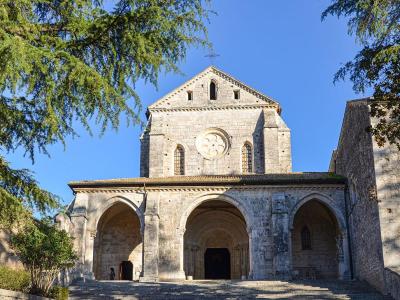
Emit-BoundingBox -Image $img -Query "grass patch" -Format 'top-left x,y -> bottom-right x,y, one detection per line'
49,285 -> 69,300
0,265 -> 30,293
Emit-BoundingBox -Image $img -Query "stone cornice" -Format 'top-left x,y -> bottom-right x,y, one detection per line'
148,103 -> 277,114
69,173 -> 346,191
72,185 -> 345,194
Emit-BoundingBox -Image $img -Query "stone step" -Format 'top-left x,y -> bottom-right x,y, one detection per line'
69,279 -> 393,299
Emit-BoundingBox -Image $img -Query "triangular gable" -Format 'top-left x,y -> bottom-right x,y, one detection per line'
148,66 -> 280,110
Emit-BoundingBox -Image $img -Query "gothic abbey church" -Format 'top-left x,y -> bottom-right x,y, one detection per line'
60,66 -> 399,295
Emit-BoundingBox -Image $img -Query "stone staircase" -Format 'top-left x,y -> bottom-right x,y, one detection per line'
69,279 -> 393,299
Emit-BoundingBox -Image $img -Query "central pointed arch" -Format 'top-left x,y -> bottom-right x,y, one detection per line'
179,194 -> 251,279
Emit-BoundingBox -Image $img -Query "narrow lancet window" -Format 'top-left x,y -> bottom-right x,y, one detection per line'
234,90 -> 240,100
210,81 -> 217,100
187,91 -> 193,101
174,145 -> 185,175
301,226 -> 312,250
241,143 -> 253,173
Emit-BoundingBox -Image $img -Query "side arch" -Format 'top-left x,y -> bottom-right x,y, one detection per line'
289,192 -> 346,233
91,196 -> 144,280
89,195 -> 144,234
288,192 -> 350,280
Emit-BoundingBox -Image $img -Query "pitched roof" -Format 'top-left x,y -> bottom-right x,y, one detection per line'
148,66 -> 280,110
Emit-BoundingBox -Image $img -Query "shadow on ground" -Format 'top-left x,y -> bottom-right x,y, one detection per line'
69,279 -> 390,300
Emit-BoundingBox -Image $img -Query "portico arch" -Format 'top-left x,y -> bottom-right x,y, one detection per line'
289,193 -> 346,232
93,201 -> 143,280
289,193 -> 349,280
180,195 -> 250,279
178,193 -> 252,232
91,196 -> 144,233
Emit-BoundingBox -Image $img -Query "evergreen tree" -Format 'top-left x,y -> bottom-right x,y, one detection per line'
0,0 -> 210,225
322,0 -> 400,148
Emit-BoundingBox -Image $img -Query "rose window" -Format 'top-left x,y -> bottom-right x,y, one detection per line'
196,128 -> 230,159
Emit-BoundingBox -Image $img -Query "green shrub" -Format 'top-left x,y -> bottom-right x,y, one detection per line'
49,285 -> 69,300
11,219 -> 77,296
0,265 -> 30,293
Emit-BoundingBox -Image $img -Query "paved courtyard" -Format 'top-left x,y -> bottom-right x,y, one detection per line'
69,279 -> 391,299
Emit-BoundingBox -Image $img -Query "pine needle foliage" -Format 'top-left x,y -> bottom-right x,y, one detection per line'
0,0 -> 210,225
322,0 -> 400,148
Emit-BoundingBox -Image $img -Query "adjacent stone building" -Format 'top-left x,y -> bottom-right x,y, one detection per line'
63,66 -> 353,283
329,99 -> 400,297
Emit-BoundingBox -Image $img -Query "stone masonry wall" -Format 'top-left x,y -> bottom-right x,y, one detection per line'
145,108 -> 290,177
333,101 -> 386,291
141,67 -> 292,177
371,120 -> 400,273
65,183 -> 348,282
155,186 -> 347,281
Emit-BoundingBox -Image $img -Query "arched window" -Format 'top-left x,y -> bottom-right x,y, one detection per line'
174,145 -> 185,175
241,143 -> 253,173
210,81 -> 217,100
301,226 -> 311,250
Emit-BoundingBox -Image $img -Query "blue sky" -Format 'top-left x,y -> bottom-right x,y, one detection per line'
5,0 -> 365,206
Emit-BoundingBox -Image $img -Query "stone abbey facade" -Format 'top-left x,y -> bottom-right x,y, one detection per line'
59,66 -> 399,295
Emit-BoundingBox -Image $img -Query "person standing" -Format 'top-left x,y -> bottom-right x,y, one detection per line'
109,267 -> 115,280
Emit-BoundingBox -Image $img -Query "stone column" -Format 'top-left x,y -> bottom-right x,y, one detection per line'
271,193 -> 290,280
191,245 -> 199,279
248,225 -> 270,279
69,193 -> 89,280
337,231 -> 351,280
234,245 -> 241,279
83,229 -> 96,279
174,229 -> 186,280
242,245 -> 249,279
140,193 -> 160,282
70,209 -> 87,278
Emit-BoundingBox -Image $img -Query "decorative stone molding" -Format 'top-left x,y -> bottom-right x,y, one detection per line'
150,104 -> 277,113
72,185 -> 345,194
272,193 -> 288,214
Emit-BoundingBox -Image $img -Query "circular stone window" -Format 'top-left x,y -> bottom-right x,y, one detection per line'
195,128 -> 230,159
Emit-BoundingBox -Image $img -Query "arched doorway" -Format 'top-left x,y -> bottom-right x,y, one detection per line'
119,261 -> 133,280
184,200 -> 249,279
291,200 -> 340,279
93,202 -> 142,280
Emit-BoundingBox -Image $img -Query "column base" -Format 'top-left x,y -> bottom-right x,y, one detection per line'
171,270 -> 186,281
157,271 -> 186,282
139,276 -> 159,282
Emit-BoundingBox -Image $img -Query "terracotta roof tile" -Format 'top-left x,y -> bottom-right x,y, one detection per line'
68,172 -> 346,190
